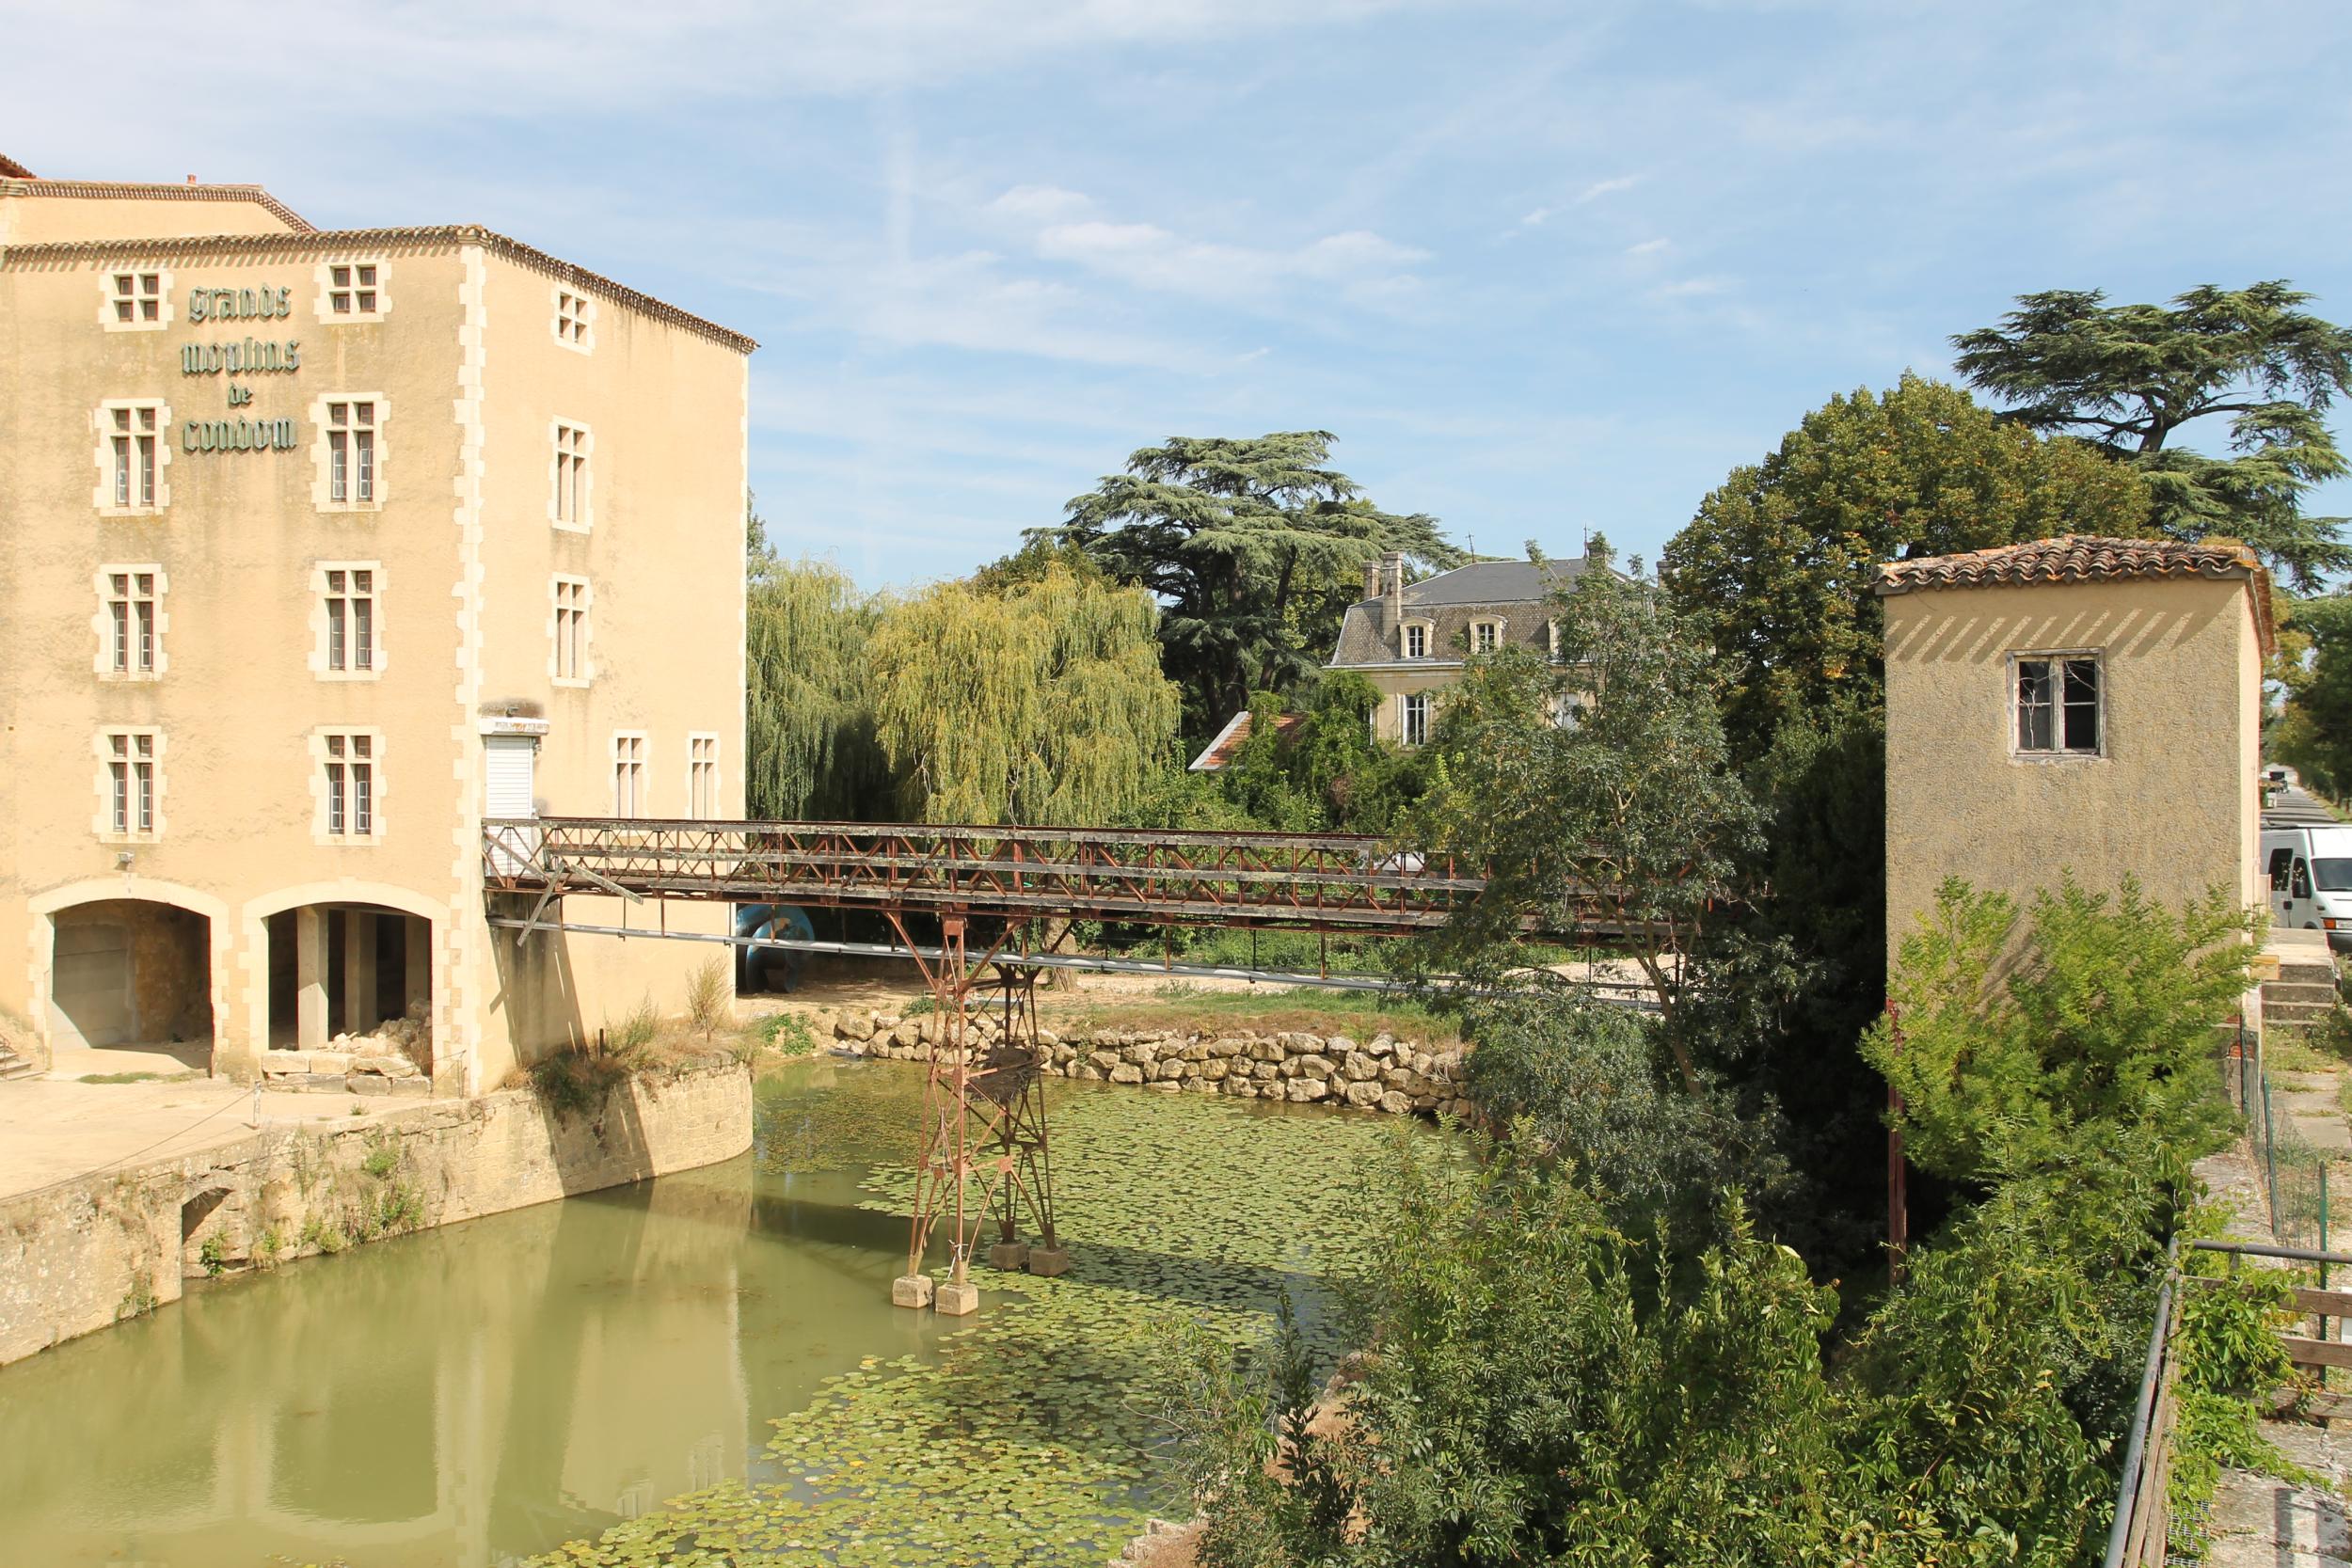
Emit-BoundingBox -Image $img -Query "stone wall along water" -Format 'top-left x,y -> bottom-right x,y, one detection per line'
0,1054 -> 752,1367
830,1011 -> 1471,1119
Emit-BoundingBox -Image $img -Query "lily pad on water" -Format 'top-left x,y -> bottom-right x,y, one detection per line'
527,1062 -> 1425,1568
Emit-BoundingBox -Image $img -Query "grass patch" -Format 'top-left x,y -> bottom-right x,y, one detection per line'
530,1042 -> 644,1119
685,958 -> 730,1040
1051,981 -> 1461,1048
755,1011 -> 818,1057
2269,1030 -> 2335,1075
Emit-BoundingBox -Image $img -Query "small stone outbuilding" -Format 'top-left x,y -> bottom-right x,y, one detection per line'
1876,535 -> 2274,951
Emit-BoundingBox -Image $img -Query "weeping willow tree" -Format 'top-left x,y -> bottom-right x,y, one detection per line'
869,564 -> 1180,825
745,545 -> 892,820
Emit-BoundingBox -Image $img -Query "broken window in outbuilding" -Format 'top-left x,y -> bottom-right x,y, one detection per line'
2016,656 -> 2101,754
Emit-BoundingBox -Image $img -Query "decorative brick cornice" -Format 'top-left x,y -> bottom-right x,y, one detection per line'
1,222 -> 757,355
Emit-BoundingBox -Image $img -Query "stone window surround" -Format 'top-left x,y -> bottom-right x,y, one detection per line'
1468,615 -> 1507,656
91,562 -> 169,681
310,392 -> 389,514
2009,647 -> 2107,762
92,398 -> 172,516
93,726 -> 165,842
686,731 -> 721,817
309,560 -> 387,681
1400,616 -> 1437,660
313,259 -> 389,323
550,573 -> 595,687
549,418 -> 594,531
553,284 -> 596,354
99,265 -> 172,332
1399,691 -> 1432,748
309,726 -> 388,844
611,730 -> 649,816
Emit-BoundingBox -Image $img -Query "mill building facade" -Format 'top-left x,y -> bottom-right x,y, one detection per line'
0,161 -> 753,1092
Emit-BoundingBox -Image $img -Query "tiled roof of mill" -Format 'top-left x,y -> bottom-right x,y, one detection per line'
1876,534 -> 2275,653
0,222 -> 755,353
0,175 -> 315,232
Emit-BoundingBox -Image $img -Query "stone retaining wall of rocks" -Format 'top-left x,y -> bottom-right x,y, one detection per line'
832,1011 -> 1470,1118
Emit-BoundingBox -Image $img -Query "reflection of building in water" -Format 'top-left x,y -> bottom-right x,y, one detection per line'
0,1164 -> 755,1567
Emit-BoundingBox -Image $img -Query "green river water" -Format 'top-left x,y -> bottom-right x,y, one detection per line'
0,1058 -> 1403,1568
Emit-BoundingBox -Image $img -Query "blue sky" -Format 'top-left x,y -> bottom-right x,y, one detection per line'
14,1 -> 2352,588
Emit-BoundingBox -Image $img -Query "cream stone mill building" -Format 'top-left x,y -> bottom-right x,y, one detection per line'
0,157 -> 753,1093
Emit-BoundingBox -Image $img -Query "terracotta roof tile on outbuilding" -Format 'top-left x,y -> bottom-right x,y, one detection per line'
1875,534 -> 2275,653
1187,711 -> 1305,772
0,153 -> 35,180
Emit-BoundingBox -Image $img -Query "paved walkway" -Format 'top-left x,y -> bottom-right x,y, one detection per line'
0,1070 -> 381,1203
2200,1143 -> 2352,1565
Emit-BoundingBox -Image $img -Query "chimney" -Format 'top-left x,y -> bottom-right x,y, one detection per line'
1363,559 -> 1382,602
1382,551 -> 1405,618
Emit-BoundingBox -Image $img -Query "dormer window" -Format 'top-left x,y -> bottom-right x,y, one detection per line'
1405,623 -> 1427,659
1470,619 -> 1503,655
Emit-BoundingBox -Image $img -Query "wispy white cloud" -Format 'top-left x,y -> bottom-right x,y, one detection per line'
1576,174 -> 1642,204
1000,194 -> 1431,312
11,0 -> 2347,591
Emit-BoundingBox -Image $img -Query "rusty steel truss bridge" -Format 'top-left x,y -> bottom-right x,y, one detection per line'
481,815 -> 1645,1313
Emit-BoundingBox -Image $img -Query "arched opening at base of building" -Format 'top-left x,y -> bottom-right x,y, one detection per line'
48,899 -> 214,1069
265,905 -> 432,1071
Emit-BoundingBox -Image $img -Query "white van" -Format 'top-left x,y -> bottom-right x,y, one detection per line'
2263,823 -> 2352,951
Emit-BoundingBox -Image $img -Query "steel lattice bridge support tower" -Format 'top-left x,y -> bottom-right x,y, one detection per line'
886,912 -> 1066,1314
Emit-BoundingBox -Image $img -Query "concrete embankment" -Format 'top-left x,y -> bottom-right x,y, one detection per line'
0,1054 -> 751,1367
832,1011 -> 1472,1117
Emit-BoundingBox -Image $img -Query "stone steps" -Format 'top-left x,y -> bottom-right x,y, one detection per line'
2265,946 -> 2344,1032
0,1042 -> 37,1081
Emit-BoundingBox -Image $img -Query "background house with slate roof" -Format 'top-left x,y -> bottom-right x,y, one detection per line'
1325,551 -> 1590,746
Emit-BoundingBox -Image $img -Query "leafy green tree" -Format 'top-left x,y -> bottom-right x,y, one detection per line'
1830,1132 -> 2176,1561
1661,374 -> 2151,768
744,515 -> 891,820
1415,544 -> 1761,1076
868,563 -> 1180,825
1167,1143 -> 1850,1568
1458,988 -> 1788,1236
1863,875 -> 2256,1186
1038,432 -> 1461,737
2271,594 -> 2352,799
1211,673 -> 1432,835
1167,1129 -> 2177,1567
1954,283 -> 2352,589
1674,705 -> 1894,1266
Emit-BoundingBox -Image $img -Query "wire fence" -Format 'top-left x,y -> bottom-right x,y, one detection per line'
2228,1022 -> 2339,1256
